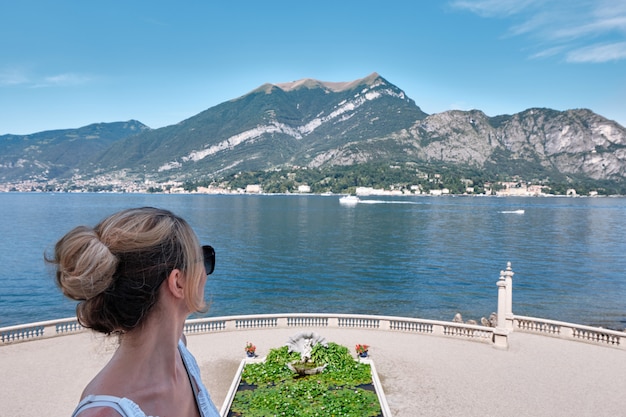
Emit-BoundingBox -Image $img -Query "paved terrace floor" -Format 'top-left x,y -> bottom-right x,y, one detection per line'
2,327 -> 625,417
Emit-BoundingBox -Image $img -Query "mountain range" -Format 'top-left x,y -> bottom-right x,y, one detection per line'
2,72 -> 625,191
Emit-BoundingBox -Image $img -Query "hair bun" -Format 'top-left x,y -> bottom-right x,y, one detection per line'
53,225 -> 119,301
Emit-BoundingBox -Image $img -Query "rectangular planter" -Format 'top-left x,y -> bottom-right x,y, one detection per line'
219,356 -> 392,417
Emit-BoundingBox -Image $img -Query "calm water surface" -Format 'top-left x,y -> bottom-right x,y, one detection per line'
0,193 -> 624,329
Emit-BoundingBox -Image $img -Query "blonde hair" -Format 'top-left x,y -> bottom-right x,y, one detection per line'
47,207 -> 208,334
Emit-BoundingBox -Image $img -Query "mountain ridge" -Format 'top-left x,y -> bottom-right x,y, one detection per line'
0,120 -> 149,182
274,72 -> 382,93
1,73 -> 625,193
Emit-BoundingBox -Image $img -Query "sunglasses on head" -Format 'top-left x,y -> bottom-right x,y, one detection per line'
202,245 -> 215,275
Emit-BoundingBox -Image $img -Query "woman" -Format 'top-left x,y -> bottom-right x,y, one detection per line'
48,207 -> 221,417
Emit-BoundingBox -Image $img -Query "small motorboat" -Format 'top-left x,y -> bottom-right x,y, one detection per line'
339,195 -> 360,205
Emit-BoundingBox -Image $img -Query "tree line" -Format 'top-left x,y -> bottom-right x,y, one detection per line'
182,162 -> 626,196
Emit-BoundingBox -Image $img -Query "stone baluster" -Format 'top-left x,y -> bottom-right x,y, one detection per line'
504,262 -> 514,331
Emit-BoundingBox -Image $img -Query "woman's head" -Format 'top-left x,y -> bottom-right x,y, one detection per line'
48,207 -> 210,334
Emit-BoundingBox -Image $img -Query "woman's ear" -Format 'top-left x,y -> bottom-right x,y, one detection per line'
165,269 -> 185,300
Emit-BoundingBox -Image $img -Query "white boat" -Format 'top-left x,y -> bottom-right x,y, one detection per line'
339,195 -> 360,205
500,209 -> 525,214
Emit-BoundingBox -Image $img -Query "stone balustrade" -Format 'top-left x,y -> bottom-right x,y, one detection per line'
514,315 -> 624,348
2,262 -> 625,350
1,313 -> 495,346
183,313 -> 495,344
0,317 -> 82,344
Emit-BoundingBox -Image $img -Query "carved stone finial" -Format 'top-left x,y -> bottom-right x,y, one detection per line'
505,262 -> 514,278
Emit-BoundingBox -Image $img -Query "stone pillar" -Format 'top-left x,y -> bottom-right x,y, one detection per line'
493,271 -> 509,349
504,262 -> 515,331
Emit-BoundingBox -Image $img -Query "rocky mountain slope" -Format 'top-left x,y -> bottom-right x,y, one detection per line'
413,107 -> 626,180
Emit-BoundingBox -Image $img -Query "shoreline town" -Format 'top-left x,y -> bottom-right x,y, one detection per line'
0,181 -> 607,196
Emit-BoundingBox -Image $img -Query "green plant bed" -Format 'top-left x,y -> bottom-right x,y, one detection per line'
228,342 -> 382,417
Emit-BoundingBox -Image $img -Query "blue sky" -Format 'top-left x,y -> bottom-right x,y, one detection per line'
2,0 -> 625,135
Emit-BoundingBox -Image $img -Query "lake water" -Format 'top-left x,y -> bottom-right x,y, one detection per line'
0,193 -> 625,330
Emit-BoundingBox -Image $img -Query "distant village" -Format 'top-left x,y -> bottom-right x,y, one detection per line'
353,182 -> 590,197
0,177 -> 595,197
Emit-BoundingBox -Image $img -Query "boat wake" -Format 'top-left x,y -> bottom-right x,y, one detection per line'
358,199 -> 420,205
339,196 -> 427,206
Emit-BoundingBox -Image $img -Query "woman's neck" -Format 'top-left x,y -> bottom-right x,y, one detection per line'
118,305 -> 185,366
